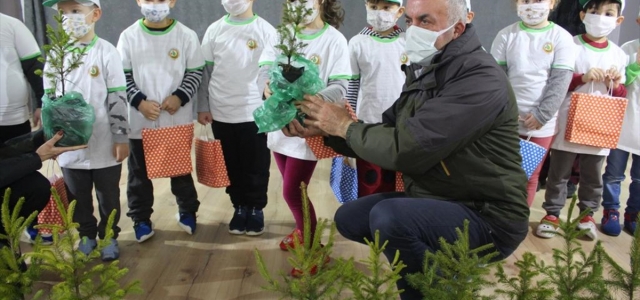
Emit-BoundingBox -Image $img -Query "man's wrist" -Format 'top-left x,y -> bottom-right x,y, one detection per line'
339,120 -> 355,139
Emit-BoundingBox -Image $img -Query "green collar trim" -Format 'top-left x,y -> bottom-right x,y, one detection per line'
579,35 -> 610,52
70,35 -> 98,53
224,14 -> 258,25
369,35 -> 400,43
139,18 -> 177,36
298,23 -> 329,40
518,21 -> 554,33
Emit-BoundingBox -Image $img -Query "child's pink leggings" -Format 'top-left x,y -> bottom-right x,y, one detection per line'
521,135 -> 554,207
274,152 -> 318,233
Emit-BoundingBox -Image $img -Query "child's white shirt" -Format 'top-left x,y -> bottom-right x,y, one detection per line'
44,37 -> 127,169
0,13 -> 41,126
259,23 -> 351,161
349,30 -> 407,124
618,39 -> 639,155
117,20 -> 205,139
201,15 -> 277,123
551,35 -> 627,156
491,22 -> 575,138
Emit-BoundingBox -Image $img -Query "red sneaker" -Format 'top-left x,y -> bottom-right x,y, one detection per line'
290,255 -> 331,278
280,229 -> 303,251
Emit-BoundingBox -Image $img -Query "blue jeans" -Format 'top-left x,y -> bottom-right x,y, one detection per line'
602,149 -> 640,213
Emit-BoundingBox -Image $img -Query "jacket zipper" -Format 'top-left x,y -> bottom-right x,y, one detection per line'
440,161 -> 451,177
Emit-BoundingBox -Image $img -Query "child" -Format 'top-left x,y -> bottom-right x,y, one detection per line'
197,0 -> 276,236
259,0 -> 350,254
42,0 -> 130,261
600,12 -> 639,236
537,0 -> 627,240
491,0 -> 575,208
347,0 -> 405,197
117,0 -> 205,242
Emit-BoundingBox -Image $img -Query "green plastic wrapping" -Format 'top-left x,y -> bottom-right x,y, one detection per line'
254,55 -> 325,133
42,91 -> 96,147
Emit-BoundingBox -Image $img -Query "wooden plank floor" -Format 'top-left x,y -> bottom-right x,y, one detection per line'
24,142 -> 634,300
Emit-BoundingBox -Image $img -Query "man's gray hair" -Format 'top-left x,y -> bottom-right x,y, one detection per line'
447,0 -> 468,25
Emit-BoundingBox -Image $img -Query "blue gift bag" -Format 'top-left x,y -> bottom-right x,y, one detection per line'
330,157 -> 358,204
519,139 -> 547,180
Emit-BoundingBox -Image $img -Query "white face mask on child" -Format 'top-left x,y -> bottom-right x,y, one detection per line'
366,8 -> 399,32
62,10 -> 94,40
583,13 -> 618,38
517,3 -> 550,26
141,3 -> 171,23
289,0 -> 319,25
222,0 -> 251,16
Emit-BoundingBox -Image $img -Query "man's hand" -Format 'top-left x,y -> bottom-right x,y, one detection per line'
264,80 -> 272,99
297,94 -> 355,138
604,67 -> 622,89
521,113 -> 543,131
36,132 -> 87,161
582,68 -> 606,83
161,95 -> 181,115
282,119 -> 325,138
33,108 -> 42,129
113,143 -> 129,163
139,100 -> 161,121
198,112 -> 213,125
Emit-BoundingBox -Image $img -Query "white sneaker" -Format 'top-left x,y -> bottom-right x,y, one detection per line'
536,215 -> 560,239
577,215 -> 598,240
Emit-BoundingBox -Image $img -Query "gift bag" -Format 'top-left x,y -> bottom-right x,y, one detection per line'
565,87 -> 628,149
142,123 -> 194,179
330,157 -> 358,204
195,127 -> 230,188
395,172 -> 405,192
519,137 -> 548,180
38,164 -> 69,235
306,103 -> 357,160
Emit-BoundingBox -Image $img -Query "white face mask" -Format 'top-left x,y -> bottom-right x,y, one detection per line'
62,10 -> 94,40
290,0 -> 319,25
222,0 -> 251,16
366,8 -> 399,32
405,22 -> 457,65
583,13 -> 618,38
517,2 -> 550,26
141,3 -> 171,23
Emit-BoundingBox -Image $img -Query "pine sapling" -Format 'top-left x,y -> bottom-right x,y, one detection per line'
601,215 -> 640,299
406,220 -> 497,300
0,189 -> 43,300
494,252 -> 554,300
30,187 -> 141,300
349,230 -> 405,300
275,0 -> 312,70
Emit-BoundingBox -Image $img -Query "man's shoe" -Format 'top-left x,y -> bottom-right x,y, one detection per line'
601,209 -> 621,236
229,206 -> 248,235
133,221 -> 155,243
176,212 -> 197,235
100,239 -> 120,262
246,207 -> 265,236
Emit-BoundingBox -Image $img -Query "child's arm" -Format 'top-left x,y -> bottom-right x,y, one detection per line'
490,29 -> 508,74
13,19 -> 44,120
168,30 -> 205,113
318,80 -> 348,103
318,38 -> 351,103
346,40 -> 361,112
197,26 -> 215,121
105,50 -> 130,144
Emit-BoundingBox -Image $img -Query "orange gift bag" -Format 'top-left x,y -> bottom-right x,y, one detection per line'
306,103 -> 357,160
142,123 -> 194,179
395,172 -> 405,192
38,162 -> 69,234
195,126 -> 230,188
565,87 -> 628,149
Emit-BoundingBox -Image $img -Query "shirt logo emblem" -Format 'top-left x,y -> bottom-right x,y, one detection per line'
543,42 -> 554,54
247,39 -> 258,50
169,48 -> 180,59
400,53 -> 409,64
309,54 -> 321,65
89,66 -> 100,77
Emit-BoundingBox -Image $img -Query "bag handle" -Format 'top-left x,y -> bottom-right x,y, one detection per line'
588,81 -> 615,97
199,124 -> 216,141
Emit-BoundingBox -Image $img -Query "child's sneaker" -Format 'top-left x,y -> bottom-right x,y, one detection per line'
176,212 -> 196,235
280,228 -> 303,251
24,225 -> 53,246
535,215 -> 560,238
578,215 -> 598,240
601,209 -> 621,236
624,213 -> 638,234
290,255 -> 331,278
100,239 -> 119,262
133,221 -> 154,243
246,207 -> 264,236
229,206 -> 247,235
78,236 -> 97,256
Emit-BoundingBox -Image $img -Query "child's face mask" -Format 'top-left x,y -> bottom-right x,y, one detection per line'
290,0 -> 319,26
222,0 -> 251,16
517,2 -> 550,26
141,3 -> 171,23
62,10 -> 95,40
366,8 -> 400,32
583,13 -> 618,38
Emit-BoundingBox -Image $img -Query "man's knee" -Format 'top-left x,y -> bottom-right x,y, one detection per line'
368,200 -> 402,237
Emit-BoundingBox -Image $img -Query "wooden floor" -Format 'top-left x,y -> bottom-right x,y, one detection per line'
24,143 -> 634,300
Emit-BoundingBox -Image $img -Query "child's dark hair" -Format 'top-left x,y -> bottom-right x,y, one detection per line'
550,0 -> 586,35
582,0 -> 622,15
366,0 -> 401,5
321,0 -> 345,29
